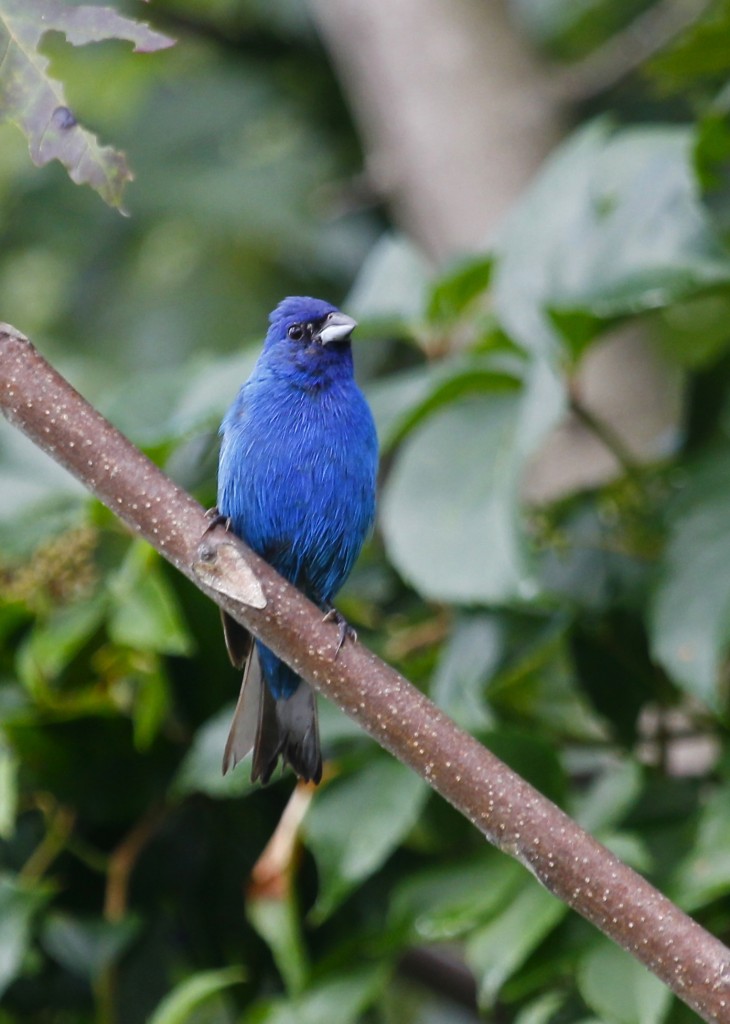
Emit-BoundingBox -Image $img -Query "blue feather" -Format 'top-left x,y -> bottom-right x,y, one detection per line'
217,296 -> 378,783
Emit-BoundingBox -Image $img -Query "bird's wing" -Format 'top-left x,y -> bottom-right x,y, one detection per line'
220,609 -> 252,669
222,642 -> 262,775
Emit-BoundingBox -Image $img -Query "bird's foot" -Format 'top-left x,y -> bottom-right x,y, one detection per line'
322,606 -> 357,659
203,506 -> 232,536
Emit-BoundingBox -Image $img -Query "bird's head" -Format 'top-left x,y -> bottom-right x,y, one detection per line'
262,296 -> 358,381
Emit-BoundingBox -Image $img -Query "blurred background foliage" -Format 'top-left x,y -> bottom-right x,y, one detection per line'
1,1 -> 730,1022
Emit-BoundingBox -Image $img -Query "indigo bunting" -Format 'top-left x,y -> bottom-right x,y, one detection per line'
216,297 -> 378,784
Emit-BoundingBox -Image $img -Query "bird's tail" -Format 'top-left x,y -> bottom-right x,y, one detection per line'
222,643 -> 322,785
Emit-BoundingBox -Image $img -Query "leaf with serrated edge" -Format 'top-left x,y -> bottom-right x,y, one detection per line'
0,0 -> 174,209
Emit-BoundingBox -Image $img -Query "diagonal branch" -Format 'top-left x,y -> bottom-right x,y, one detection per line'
0,323 -> 728,1023
551,0 -> 715,102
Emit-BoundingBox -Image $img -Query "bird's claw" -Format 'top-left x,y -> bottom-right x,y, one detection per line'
323,607 -> 357,658
203,506 -> 232,536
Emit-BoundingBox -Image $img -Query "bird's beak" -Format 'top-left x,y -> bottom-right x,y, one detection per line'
315,311 -> 358,345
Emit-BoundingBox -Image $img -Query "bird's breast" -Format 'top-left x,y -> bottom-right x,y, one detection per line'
218,377 -> 377,599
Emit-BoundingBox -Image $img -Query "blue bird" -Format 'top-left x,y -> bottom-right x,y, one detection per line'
216,296 -> 378,784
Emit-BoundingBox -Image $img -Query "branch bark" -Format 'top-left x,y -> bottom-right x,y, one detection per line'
1,323 -> 729,1023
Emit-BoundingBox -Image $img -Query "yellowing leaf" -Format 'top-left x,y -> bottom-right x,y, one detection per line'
0,0 -> 174,209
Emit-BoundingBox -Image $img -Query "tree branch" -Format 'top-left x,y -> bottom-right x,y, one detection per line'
550,0 -> 714,103
1,324 -> 729,1023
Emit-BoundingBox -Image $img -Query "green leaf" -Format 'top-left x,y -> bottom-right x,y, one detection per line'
538,498 -> 653,615
148,966 -> 245,1024
387,362 -> 522,453
695,107 -> 730,197
346,232 -> 432,330
248,894 -> 309,996
131,661 -> 171,751
648,2 -> 730,94
572,760 -> 642,833
41,913 -> 140,980
513,991 -> 566,1024
171,705 -> 256,801
390,852 -> 527,942
0,422 -> 87,557
367,356 -> 522,455
100,349 -> 259,447
488,615 -> 606,742
381,358 -> 564,604
250,964 -> 387,1024
17,598 -> 105,694
577,940 -> 672,1024
658,292 -> 730,370
0,0 -> 174,209
303,756 -> 429,921
430,613 -> 499,729
367,365 -> 438,452
426,255 -> 492,324
670,783 -> 730,911
108,542 -> 192,656
492,121 -> 730,358
466,882 -> 567,1008
0,739 -> 18,839
649,450 -> 730,708
383,396 -> 515,604
0,874 -> 52,996
513,0 -> 625,54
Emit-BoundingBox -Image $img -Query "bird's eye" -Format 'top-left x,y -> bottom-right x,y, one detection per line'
288,324 -> 304,341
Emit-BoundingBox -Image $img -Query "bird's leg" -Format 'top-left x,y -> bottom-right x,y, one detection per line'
322,605 -> 357,658
303,574 -> 358,659
203,506 -> 232,536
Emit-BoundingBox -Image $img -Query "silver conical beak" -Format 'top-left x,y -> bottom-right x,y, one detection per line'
316,311 -> 357,345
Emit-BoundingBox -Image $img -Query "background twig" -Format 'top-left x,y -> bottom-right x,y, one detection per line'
551,0 -> 714,102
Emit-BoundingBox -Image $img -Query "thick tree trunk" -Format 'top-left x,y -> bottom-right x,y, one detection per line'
310,0 -> 564,259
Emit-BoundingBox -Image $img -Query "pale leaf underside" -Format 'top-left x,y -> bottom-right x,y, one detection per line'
0,0 -> 174,209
